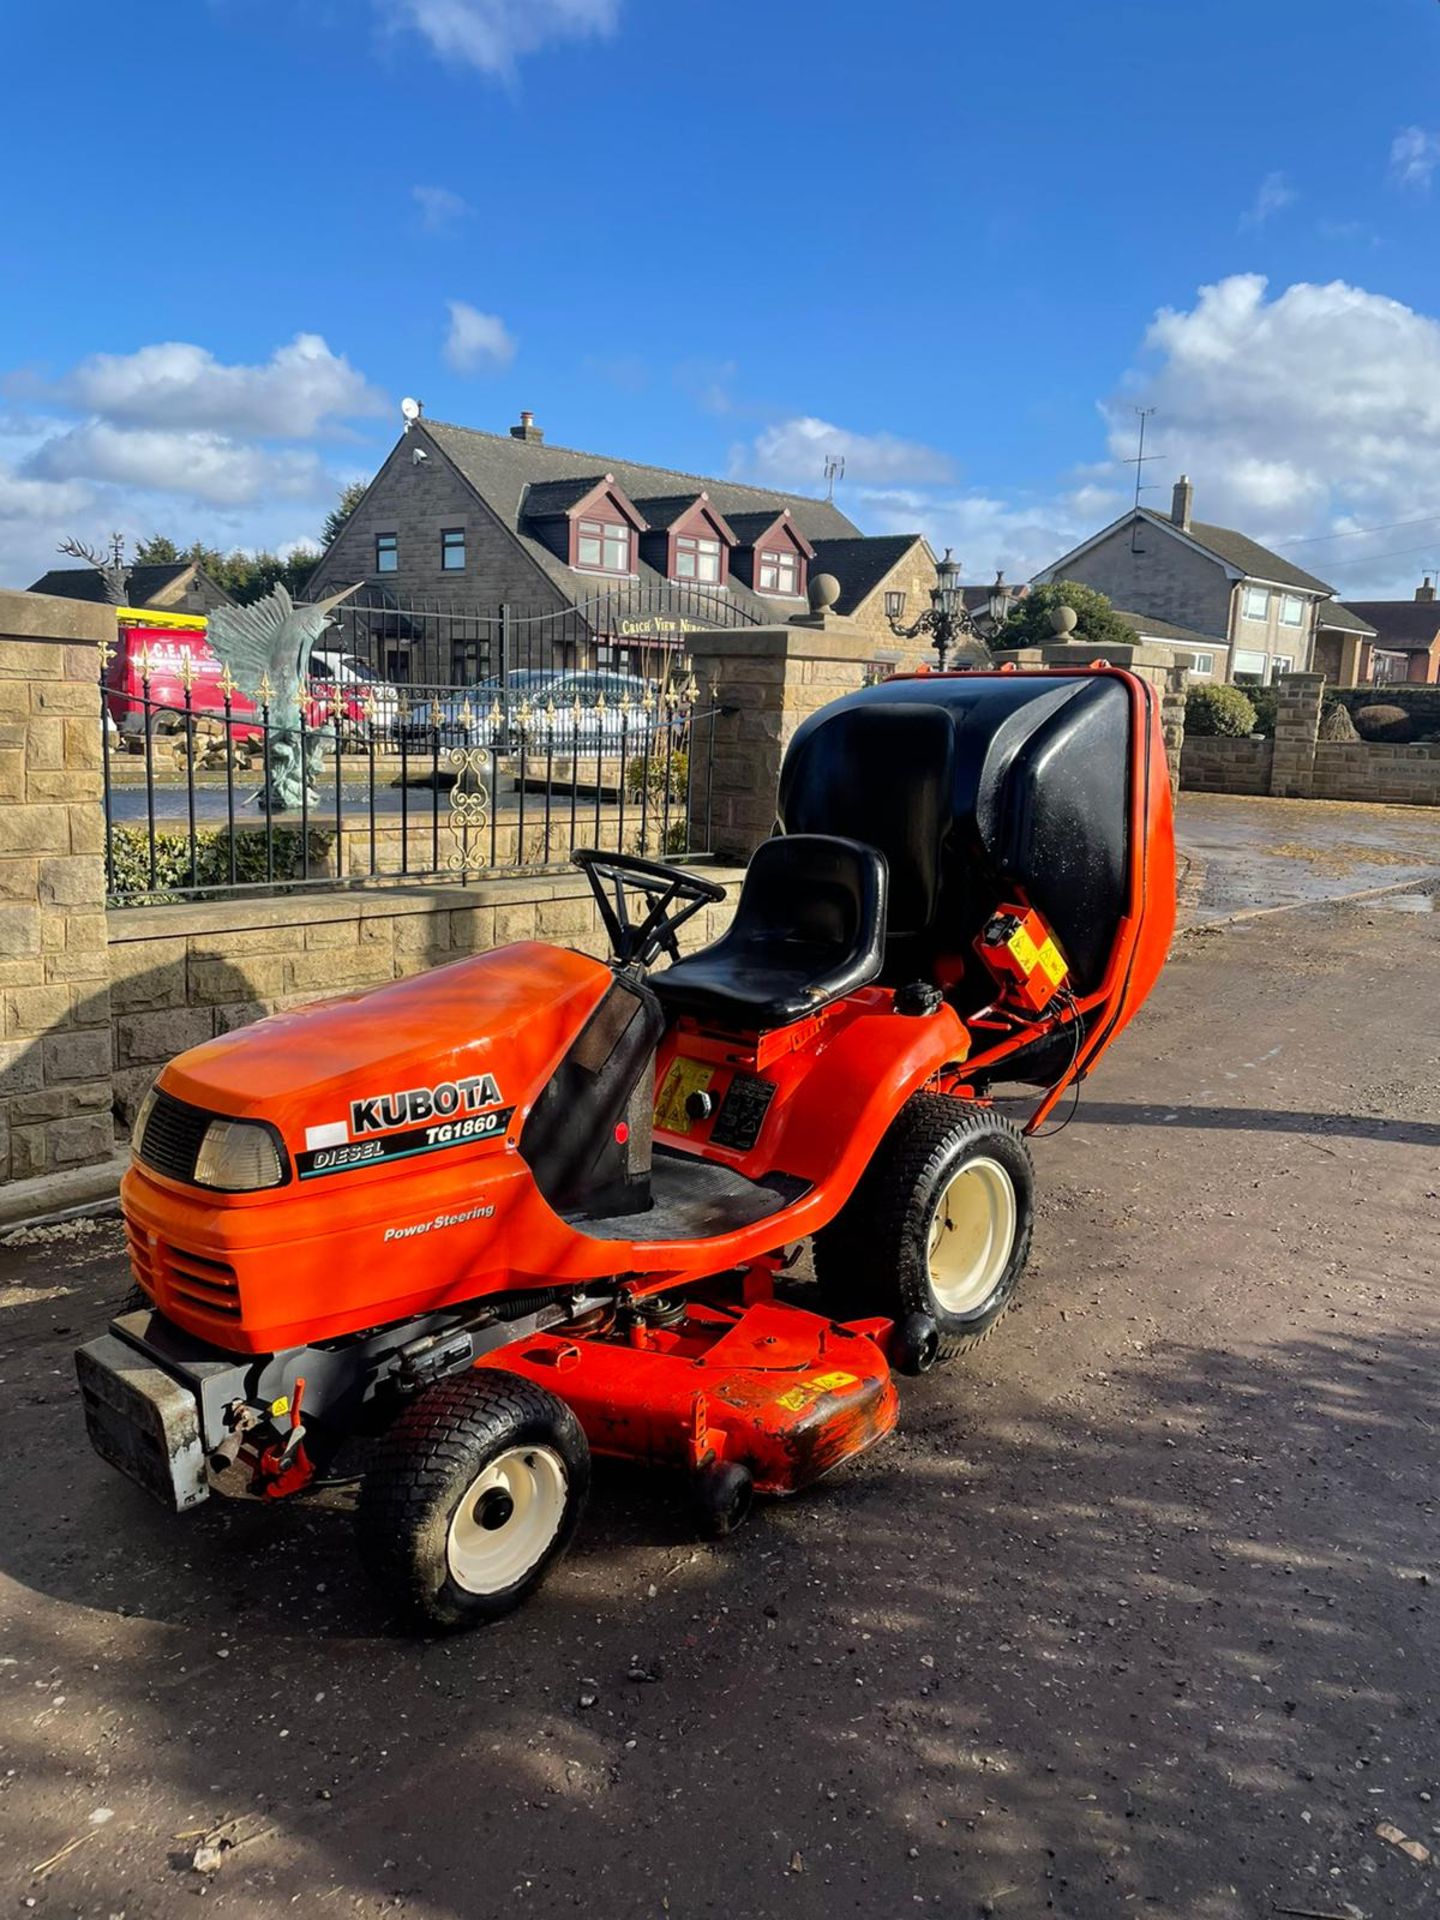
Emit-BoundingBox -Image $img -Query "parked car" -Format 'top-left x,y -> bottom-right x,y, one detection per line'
397,671 -> 682,754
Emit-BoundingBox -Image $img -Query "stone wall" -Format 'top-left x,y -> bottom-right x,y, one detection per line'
105,868 -> 742,1130
1179,671 -> 1440,807
0,597 -> 115,1183
1178,736 -> 1273,795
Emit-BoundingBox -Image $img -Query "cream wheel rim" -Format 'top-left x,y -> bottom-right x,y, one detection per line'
926,1155 -> 1017,1316
446,1445 -> 568,1595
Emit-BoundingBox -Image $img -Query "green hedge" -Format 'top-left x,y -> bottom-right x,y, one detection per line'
108,824 -> 335,902
1185,683 -> 1257,737
1328,685 -> 1440,739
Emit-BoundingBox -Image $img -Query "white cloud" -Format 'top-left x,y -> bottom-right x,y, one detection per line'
1108,272 -> 1440,592
28,423 -> 330,507
413,184 -> 470,232
443,300 -> 517,374
51,334 -> 386,440
386,0 -> 621,76
1389,126 -> 1440,191
1239,170 -> 1295,230
1,332 -> 389,587
739,416 -> 956,490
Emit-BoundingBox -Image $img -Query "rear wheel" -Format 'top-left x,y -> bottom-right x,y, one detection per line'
813,1096 -> 1033,1363
358,1372 -> 589,1631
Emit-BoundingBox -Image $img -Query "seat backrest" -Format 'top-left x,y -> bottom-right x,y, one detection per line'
731,833 -> 887,957
776,704 -> 953,937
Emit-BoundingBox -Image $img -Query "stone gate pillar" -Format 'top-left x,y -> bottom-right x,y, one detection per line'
687,586 -> 874,861
1270,672 -> 1323,799
0,592 -> 115,1187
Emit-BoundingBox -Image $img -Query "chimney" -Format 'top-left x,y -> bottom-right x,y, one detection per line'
1416,575 -> 1436,603
510,409 -> 544,445
1171,474 -> 1193,532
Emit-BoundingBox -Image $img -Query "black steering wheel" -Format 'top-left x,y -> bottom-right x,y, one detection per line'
573,849 -> 728,969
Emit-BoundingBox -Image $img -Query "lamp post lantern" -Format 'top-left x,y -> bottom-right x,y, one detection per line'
885,550 -> 1013,670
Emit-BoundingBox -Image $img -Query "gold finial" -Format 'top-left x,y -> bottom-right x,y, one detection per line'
429,696 -> 444,731
257,669 -> 274,707
97,627 -> 117,671
516,697 -> 533,733
459,696 -> 475,730
642,686 -> 656,713
396,689 -> 411,723
217,663 -> 238,702
360,683 -> 377,725
178,650 -> 195,692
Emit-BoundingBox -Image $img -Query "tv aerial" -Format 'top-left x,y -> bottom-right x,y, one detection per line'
824,454 -> 845,501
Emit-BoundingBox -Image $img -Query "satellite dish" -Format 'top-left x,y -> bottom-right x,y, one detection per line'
400,396 -> 423,424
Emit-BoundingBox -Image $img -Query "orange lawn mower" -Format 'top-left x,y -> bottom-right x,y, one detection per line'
76,665 -> 1175,1631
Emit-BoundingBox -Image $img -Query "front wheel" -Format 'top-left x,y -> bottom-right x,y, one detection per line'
357,1372 -> 589,1631
813,1096 -> 1034,1364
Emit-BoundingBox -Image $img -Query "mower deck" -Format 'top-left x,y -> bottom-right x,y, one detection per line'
478,1296 -> 899,1495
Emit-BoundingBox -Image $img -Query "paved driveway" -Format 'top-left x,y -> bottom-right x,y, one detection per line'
2,884 -> 1438,1918
1178,790 -> 1440,921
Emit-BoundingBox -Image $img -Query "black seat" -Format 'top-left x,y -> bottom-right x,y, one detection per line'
651,835 -> 886,1031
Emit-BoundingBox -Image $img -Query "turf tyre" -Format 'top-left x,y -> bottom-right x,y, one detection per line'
813,1095 -> 1033,1363
358,1371 -> 589,1631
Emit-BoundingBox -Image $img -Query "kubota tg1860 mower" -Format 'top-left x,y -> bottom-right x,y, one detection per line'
77,665 -> 1174,1630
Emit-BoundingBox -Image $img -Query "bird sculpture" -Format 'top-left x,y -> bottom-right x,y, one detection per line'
207,582 -> 359,812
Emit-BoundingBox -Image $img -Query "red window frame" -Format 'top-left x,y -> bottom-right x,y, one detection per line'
575,517 -> 632,574
675,533 -> 722,583
758,548 -> 800,595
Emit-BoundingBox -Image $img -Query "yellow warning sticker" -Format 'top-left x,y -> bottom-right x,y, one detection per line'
269,1395 -> 290,1417
655,1057 -> 715,1134
1036,936 -> 1068,986
775,1370 -> 859,1412
1006,924 -> 1040,972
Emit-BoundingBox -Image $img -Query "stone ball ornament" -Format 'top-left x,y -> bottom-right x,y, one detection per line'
808,572 -> 842,613
1049,603 -> 1079,637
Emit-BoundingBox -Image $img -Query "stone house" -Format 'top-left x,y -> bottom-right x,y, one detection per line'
1336,581 -> 1440,685
1032,477 -> 1334,685
27,560 -> 235,617
306,408 -> 932,677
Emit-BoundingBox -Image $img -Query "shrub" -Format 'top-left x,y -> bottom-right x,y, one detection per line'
1245,686 -> 1278,737
108,824 -> 335,902
1186,683 -> 1257,737
1352,703 -> 1414,744
1317,700 -> 1359,743
624,748 -> 689,804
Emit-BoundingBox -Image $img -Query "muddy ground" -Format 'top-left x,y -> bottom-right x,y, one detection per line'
1,884 -> 1437,1919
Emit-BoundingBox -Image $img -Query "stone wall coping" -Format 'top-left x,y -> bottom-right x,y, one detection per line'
686,624 -> 878,666
0,590 -> 115,644
106,862 -> 747,944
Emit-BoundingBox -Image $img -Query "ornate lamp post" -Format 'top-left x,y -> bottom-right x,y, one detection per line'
884,552 -> 1015,670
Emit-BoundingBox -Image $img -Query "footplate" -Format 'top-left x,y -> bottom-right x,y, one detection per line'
75,1333 -> 209,1512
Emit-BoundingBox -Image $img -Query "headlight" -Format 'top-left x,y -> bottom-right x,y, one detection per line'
130,1086 -> 157,1158
194,1119 -> 285,1191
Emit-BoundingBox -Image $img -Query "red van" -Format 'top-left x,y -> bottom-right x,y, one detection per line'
105,614 -> 394,742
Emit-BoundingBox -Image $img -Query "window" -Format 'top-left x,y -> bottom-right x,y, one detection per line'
675,533 -> 722,583
1269,654 -> 1294,682
758,549 -> 801,595
1188,651 -> 1215,677
1241,584 -> 1269,620
375,532 -> 398,574
576,518 -> 631,573
1231,647 -> 1266,684
1279,594 -> 1303,627
441,528 -> 466,571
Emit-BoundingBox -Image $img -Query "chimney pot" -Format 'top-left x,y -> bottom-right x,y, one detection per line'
510,410 -> 544,444
1171,474 -> 1193,532
1416,576 -> 1436,602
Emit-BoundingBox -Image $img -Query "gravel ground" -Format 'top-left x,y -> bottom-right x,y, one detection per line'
1,885 -> 1437,1919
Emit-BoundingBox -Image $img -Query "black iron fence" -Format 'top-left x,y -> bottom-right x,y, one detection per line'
101,654 -> 720,906
325,583 -> 761,687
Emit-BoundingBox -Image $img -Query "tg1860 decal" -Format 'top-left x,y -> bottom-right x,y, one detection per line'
296,1105 -> 515,1179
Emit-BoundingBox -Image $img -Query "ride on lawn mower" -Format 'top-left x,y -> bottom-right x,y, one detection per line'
77,663 -> 1174,1630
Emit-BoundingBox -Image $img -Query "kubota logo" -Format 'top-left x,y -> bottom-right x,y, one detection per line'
350,1074 -> 503,1136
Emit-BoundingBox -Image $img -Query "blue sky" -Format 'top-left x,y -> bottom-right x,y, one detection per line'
4,0 -> 1440,594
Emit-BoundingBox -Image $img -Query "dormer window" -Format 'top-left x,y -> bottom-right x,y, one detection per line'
676,533 -> 723,583
577,518 -> 632,574
758,549 -> 801,596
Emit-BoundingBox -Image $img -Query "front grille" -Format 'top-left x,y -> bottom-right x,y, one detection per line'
138,1090 -> 213,1182
162,1244 -> 241,1319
